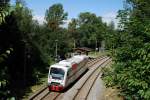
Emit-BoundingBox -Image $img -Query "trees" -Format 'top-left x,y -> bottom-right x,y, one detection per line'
68,18 -> 80,48
44,3 -> 71,59
67,12 -> 114,50
103,0 -> 150,99
45,3 -> 68,31
1,1 -> 129,99
68,18 -> 79,40
0,0 -> 10,24
0,1 -> 48,99
78,12 -> 106,48
104,21 -> 120,50
0,0 -> 17,99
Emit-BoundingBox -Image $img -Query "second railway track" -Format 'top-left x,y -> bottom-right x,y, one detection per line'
73,57 -> 111,100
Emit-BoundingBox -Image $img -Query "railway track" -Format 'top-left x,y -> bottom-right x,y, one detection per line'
62,57 -> 111,100
86,56 -> 107,68
72,58 -> 111,100
28,56 -> 110,100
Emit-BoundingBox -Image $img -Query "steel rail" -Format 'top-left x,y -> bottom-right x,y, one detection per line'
84,59 -> 111,100
72,57 -> 110,100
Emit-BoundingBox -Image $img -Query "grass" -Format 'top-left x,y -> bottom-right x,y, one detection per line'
101,61 -> 123,100
30,75 -> 47,92
22,60 -> 56,99
104,87 -> 124,100
22,73 -> 48,100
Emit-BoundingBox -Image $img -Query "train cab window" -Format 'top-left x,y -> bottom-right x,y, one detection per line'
50,68 -> 65,80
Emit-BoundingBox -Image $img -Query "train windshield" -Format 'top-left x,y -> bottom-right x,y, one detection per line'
50,68 -> 65,80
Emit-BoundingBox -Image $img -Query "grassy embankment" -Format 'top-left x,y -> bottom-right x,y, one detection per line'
101,57 -> 123,100
22,60 -> 55,99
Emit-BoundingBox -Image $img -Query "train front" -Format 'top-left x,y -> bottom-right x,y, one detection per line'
48,64 -> 66,91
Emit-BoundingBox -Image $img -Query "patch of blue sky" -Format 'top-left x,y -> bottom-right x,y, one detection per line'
10,0 -> 124,26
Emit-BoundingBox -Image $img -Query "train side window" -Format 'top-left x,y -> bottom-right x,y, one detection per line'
67,72 -> 69,76
67,69 -> 71,76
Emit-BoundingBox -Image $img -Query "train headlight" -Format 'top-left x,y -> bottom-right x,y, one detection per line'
60,80 -> 64,85
48,76 -> 52,83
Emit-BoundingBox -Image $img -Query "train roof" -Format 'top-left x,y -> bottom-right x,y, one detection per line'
71,55 -> 88,62
50,55 -> 88,70
59,60 -> 72,67
59,55 -> 88,65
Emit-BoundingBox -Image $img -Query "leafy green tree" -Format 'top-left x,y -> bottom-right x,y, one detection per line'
78,12 -> 106,48
45,3 -> 68,31
0,0 -> 15,99
0,0 -> 10,24
104,21 -> 119,50
103,0 -> 150,99
68,18 -> 78,39
44,3 -> 71,59
0,1 -> 47,98
68,18 -> 80,48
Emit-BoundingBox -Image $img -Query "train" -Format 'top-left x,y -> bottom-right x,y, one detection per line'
48,55 -> 89,91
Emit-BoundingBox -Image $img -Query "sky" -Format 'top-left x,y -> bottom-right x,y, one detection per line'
11,0 -> 124,26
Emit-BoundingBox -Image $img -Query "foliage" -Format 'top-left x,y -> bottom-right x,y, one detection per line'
0,1 -> 48,99
104,21 -> 118,50
103,0 -> 150,99
0,1 -> 119,99
70,12 -> 108,48
0,0 -> 10,24
45,3 -> 68,30
44,3 -> 73,59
